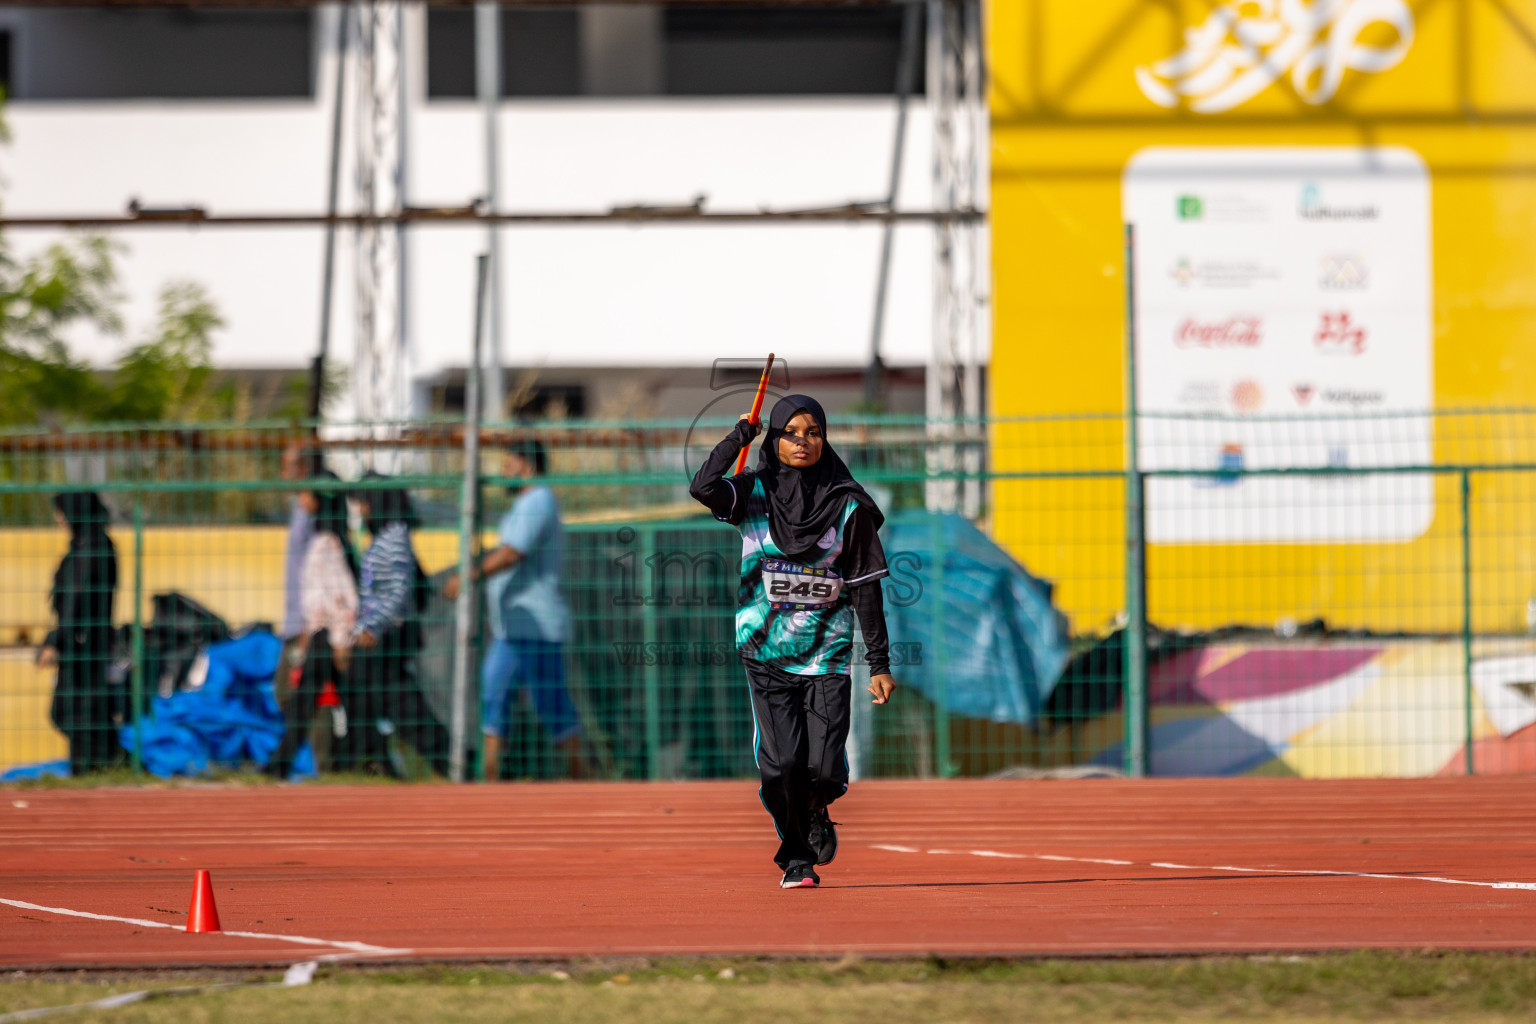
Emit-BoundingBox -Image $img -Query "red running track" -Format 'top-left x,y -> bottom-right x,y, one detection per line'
3,778 -> 1535,968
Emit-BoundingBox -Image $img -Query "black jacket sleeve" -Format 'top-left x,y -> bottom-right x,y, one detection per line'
849,582 -> 891,678
689,419 -> 760,526
838,508 -> 891,677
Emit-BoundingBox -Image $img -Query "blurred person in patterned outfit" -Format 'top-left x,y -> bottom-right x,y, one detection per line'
343,474 -> 451,778
266,470 -> 358,779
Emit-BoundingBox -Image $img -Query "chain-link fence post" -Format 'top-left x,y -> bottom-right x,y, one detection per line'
449,253 -> 488,784
639,523 -> 661,779
930,513 -> 952,777
1123,470 -> 1148,778
1461,469 -> 1475,776
129,493 -> 145,775
1122,223 -> 1148,778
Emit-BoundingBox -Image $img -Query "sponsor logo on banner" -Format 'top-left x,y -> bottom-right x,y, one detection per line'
1172,193 -> 1268,223
1314,311 -> 1367,355
1171,257 -> 1281,289
1230,379 -> 1264,413
1196,443 -> 1246,488
1293,383 -> 1315,406
1177,379 -> 1223,408
1300,182 -> 1379,222
1134,0 -> 1416,114
1314,445 -> 1351,485
1310,444 -> 1353,486
1176,316 -> 1263,348
1321,387 -> 1384,407
1320,253 -> 1369,289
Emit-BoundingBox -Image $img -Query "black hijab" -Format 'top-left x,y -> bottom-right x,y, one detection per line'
52,491 -> 116,621
309,470 -> 359,581
753,394 -> 883,562
353,471 -> 419,536
54,492 -> 112,548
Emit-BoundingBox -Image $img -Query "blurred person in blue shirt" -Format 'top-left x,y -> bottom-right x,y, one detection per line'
445,440 -> 583,780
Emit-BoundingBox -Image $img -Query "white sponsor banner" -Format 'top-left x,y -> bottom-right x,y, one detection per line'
1123,146 -> 1433,543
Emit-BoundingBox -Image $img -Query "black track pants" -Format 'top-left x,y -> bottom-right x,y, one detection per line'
743,659 -> 852,870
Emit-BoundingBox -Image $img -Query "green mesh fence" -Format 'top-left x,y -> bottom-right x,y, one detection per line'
2,411 -> 1535,782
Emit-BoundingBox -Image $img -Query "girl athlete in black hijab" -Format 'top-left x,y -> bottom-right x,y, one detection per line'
691,395 -> 896,889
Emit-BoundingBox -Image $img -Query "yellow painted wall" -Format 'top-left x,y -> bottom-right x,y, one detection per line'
988,0 -> 1536,636
0,527 -> 475,773
0,527 -> 471,641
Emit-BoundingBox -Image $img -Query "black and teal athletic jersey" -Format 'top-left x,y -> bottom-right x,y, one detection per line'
689,420 -> 895,677
736,477 -> 882,675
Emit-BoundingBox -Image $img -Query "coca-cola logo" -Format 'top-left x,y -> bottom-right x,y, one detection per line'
1175,316 -> 1263,348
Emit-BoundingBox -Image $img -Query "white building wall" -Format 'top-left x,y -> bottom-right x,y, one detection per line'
0,27 -> 938,401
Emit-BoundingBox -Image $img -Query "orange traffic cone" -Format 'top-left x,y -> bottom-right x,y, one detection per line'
186,869 -> 221,933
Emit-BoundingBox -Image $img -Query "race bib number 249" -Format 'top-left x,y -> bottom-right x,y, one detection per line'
763,559 -> 843,610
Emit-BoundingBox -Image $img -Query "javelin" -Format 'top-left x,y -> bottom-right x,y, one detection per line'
734,353 -> 775,476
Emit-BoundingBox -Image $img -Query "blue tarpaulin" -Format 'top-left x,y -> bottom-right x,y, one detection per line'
882,511 -> 1070,725
120,630 -> 285,777
0,759 -> 69,782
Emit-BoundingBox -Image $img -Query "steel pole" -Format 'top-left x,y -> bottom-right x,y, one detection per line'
450,254 -> 489,783
1122,224 -> 1148,778
1462,470 -> 1475,776
476,0 -> 505,422
864,0 -> 921,408
129,496 -> 145,775
309,3 -> 350,420
640,525 -> 661,779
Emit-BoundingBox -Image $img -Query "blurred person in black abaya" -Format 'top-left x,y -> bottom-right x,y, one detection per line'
37,492 -> 121,774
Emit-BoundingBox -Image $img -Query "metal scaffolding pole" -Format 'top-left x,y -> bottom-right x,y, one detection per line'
353,0 -> 410,440
863,0 -> 922,410
959,0 -> 986,518
0,208 -> 982,229
476,0 -> 505,423
925,0 -> 986,515
451,253 -> 489,784
310,3 -> 350,422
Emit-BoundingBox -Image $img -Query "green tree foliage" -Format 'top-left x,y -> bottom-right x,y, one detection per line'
100,282 -> 230,422
0,236 -> 122,426
0,235 -> 228,425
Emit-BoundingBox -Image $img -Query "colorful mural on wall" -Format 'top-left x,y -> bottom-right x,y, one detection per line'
1067,637 -> 1536,777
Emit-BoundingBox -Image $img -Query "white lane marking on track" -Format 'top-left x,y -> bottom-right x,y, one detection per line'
872,848 -> 1536,892
0,897 -> 411,955
965,849 -> 1136,866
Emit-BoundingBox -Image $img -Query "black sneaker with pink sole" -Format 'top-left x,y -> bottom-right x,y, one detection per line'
780,864 -> 820,889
